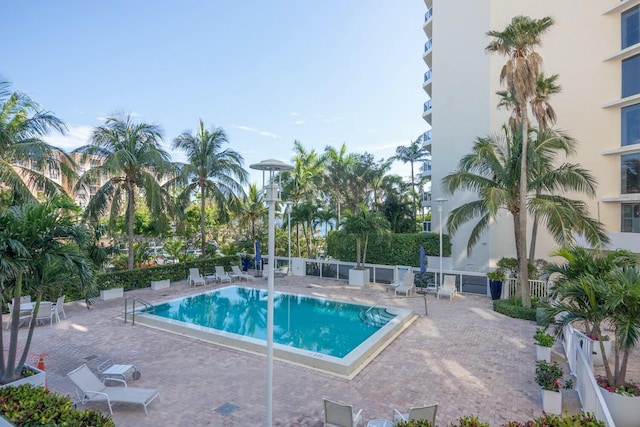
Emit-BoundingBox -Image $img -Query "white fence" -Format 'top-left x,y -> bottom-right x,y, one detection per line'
505,278 -> 549,300
562,323 -> 616,426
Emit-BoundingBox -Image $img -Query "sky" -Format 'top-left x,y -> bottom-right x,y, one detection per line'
3,1 -> 429,186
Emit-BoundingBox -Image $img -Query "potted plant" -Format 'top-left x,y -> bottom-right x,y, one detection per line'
487,269 -> 505,300
535,360 -> 573,415
340,203 -> 389,286
533,327 -> 554,362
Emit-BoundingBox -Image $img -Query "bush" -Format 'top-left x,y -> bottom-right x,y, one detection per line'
533,327 -> 555,347
493,297 -> 537,321
0,384 -> 115,426
503,412 -> 604,427
394,420 -> 433,427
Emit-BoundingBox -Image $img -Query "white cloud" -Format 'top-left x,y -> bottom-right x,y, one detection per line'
43,124 -> 93,152
294,120 -> 305,125
290,112 -> 300,117
233,125 -> 281,139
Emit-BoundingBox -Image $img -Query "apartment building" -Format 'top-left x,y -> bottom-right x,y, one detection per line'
422,0 -> 640,270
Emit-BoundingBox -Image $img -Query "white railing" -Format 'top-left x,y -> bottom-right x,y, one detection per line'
562,323 -> 616,427
504,278 -> 549,299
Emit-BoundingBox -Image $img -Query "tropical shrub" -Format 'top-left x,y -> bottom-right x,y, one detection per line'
533,327 -> 554,347
535,360 -> 573,391
493,297 -> 537,321
0,384 -> 115,426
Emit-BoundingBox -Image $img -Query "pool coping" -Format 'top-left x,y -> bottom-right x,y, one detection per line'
124,287 -> 418,379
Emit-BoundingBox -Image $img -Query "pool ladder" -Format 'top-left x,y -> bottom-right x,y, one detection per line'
364,294 -> 428,319
124,297 -> 154,326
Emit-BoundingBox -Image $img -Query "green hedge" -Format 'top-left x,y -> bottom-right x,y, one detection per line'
395,413 -> 603,427
326,231 -> 451,267
493,297 -> 537,321
94,255 -> 238,291
0,384 -> 115,426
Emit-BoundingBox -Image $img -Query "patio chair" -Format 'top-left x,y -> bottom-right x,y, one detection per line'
52,295 -> 67,322
323,398 -> 364,427
230,265 -> 253,282
393,403 -> 438,424
215,266 -> 233,284
188,268 -> 206,287
6,302 -> 31,330
34,302 -> 55,326
68,364 -> 159,415
437,275 -> 458,300
393,271 -> 416,296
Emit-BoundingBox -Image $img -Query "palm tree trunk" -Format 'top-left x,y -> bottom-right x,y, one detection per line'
529,212 -> 539,264
296,224 -> 301,257
200,186 -> 206,257
127,182 -> 135,270
519,107 -> 531,308
410,161 -> 416,223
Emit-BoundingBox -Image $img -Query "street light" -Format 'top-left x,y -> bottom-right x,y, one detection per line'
435,198 -> 448,288
286,201 -> 293,275
249,159 -> 293,427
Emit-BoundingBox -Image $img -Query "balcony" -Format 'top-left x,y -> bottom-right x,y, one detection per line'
423,69 -> 432,96
422,99 -> 432,123
423,7 -> 433,37
420,160 -> 432,177
423,38 -> 432,67
422,191 -> 432,208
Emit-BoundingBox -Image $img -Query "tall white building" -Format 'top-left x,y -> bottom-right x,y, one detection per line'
423,0 -> 640,270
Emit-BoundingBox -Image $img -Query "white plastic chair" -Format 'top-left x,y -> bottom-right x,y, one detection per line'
6,302 -> 32,329
188,268 -> 206,287
52,295 -> 67,322
393,403 -> 438,424
215,266 -> 232,284
230,266 -> 253,281
437,275 -> 458,300
323,398 -> 364,427
394,271 -> 416,296
35,302 -> 54,326
68,364 -> 158,415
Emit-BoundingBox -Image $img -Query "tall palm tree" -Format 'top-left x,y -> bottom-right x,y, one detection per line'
340,203 -> 390,269
237,183 -> 267,249
0,80 -> 74,205
392,136 -> 430,222
322,144 -> 356,226
0,198 -> 93,384
76,113 -> 174,270
486,15 -> 555,307
442,125 -> 607,274
173,120 -> 248,257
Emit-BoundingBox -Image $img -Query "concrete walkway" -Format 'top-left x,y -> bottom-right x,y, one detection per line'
6,276 -> 590,426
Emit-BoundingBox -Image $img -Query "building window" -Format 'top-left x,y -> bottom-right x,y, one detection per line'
622,203 -> 640,232
622,104 -> 640,146
623,6 -> 640,49
622,55 -> 640,98
622,153 -> 640,194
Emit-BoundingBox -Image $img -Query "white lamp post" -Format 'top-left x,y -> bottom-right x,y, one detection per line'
249,159 -> 293,427
435,198 -> 447,287
286,201 -> 293,275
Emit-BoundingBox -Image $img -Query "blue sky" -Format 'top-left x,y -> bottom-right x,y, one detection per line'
3,1 -> 429,185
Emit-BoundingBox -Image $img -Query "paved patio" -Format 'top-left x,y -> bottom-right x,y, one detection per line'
6,276 -> 597,426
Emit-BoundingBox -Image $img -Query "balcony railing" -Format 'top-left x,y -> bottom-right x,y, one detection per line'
423,99 -> 432,113
424,69 -> 432,82
423,130 -> 432,142
421,160 -> 432,174
424,8 -> 433,23
424,39 -> 432,53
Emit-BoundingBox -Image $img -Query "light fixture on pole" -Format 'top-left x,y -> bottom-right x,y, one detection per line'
435,198 -> 447,288
249,159 -> 293,427
286,201 -> 293,275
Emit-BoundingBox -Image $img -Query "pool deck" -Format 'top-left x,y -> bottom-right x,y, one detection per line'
6,275 -> 619,426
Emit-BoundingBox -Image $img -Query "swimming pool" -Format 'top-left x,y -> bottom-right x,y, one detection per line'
132,285 -> 416,377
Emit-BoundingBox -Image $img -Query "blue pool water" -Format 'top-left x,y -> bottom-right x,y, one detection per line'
145,285 -> 395,358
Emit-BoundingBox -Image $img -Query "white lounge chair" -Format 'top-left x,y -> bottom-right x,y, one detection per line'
323,398 -> 364,427
230,265 -> 253,282
392,271 -> 416,296
263,265 -> 288,279
188,268 -> 206,287
437,275 -> 458,300
393,403 -> 438,424
68,364 -> 159,415
215,266 -> 232,284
